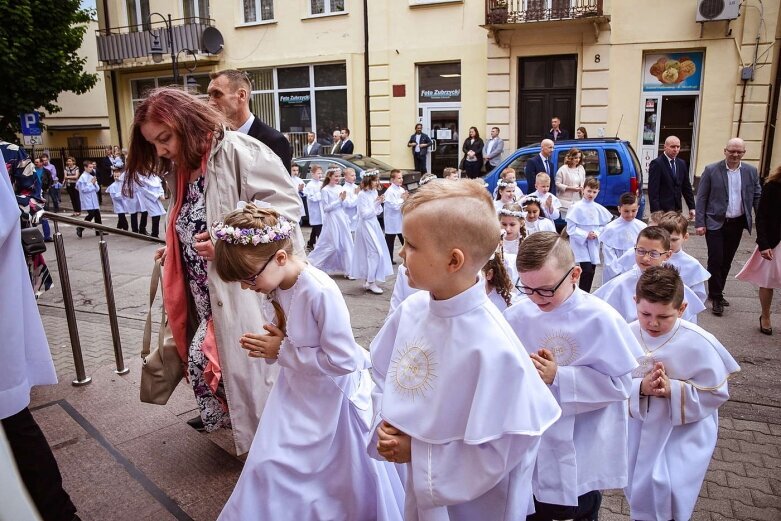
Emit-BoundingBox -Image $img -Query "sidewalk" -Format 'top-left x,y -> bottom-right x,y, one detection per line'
30,224 -> 781,520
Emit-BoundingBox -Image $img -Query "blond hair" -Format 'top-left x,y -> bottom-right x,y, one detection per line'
535,172 -> 551,184
516,231 -> 573,273
213,205 -> 294,333
403,180 -> 501,266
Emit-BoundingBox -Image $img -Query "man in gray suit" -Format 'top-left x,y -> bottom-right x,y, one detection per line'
303,132 -> 321,156
483,127 -> 504,175
695,137 -> 762,316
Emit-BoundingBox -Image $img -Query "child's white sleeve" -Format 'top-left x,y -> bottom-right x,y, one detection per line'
552,366 -> 633,416
357,195 -> 376,220
628,378 -> 649,420
367,308 -> 403,460
566,221 -> 589,243
669,379 -> 730,426
691,281 -> 707,305
409,434 -> 541,509
321,190 -> 342,213
601,245 -> 620,271
385,190 -> 405,211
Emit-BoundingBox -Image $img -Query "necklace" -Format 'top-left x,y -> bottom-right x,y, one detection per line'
638,321 -> 680,355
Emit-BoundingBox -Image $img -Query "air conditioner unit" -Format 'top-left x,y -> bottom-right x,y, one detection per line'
696,0 -> 741,22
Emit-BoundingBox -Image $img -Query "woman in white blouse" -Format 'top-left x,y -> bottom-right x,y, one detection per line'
555,147 -> 586,214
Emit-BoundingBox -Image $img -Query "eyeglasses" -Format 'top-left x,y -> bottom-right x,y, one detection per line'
634,247 -> 668,259
725,149 -> 745,155
515,266 -> 574,297
240,255 -> 275,286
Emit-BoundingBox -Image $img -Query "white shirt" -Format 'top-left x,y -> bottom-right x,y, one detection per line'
414,134 -> 421,153
237,113 -> 255,135
726,164 -> 743,218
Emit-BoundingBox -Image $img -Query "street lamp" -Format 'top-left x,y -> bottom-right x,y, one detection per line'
147,13 -> 197,85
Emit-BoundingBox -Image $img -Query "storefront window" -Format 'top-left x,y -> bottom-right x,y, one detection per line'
279,91 -> 313,132
278,67 -> 310,89
315,64 -> 347,87
418,62 -> 461,103
314,89 -> 348,142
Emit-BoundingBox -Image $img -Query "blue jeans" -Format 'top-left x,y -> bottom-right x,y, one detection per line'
48,186 -> 61,211
41,219 -> 51,240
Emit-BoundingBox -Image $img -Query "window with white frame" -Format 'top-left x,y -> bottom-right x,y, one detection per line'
309,0 -> 346,16
130,74 -> 210,112
246,63 -> 348,143
242,0 -> 274,23
127,0 -> 150,31
183,0 -> 210,20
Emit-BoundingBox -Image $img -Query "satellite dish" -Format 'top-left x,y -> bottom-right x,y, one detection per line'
202,26 -> 224,54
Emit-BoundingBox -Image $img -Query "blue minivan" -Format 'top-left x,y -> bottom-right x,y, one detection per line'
485,138 -> 646,215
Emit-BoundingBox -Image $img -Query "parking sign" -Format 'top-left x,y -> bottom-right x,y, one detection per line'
20,112 -> 42,136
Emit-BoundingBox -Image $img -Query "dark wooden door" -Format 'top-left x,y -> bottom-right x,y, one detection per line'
518,55 -> 577,148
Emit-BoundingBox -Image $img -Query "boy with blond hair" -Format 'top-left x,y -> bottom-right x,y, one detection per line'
369,180 -> 560,520
657,211 -> 710,304
528,173 -> 561,221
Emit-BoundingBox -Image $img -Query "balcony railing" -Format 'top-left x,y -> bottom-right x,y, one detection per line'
96,17 -> 216,65
485,0 -> 604,24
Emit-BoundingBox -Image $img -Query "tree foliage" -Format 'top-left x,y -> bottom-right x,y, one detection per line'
0,0 -> 98,140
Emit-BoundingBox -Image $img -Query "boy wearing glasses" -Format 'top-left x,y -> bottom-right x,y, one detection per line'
594,227 -> 705,323
370,180 -> 561,520
504,231 -> 641,521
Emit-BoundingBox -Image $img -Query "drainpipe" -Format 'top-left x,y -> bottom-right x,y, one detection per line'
760,45 -> 781,179
100,0 -> 122,147
363,0 -> 372,156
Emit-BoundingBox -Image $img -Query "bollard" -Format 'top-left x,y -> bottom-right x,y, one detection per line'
98,231 -> 129,375
52,221 -> 92,386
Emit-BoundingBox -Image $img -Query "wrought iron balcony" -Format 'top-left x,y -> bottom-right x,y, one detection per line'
96,17 -> 219,67
485,0 -> 604,24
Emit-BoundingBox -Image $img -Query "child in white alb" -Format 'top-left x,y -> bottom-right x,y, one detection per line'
565,177 -> 612,292
212,205 -> 404,521
107,169 -> 138,231
342,167 -> 360,232
521,196 -> 556,235
290,164 -> 306,220
612,211 -> 666,277
370,180 -> 560,520
443,167 -> 460,180
626,265 -> 739,521
303,165 -> 324,250
599,192 -> 647,283
136,173 -> 167,238
383,169 -> 407,264
503,231 -> 641,521
528,173 -> 561,221
308,167 -> 355,277
75,160 -> 101,237
494,180 -> 518,213
492,167 -> 517,198
350,171 -> 393,294
658,211 -> 710,305
595,226 -> 705,323
498,203 -> 526,256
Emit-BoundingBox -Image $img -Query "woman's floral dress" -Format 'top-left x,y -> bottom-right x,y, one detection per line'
175,176 -> 231,431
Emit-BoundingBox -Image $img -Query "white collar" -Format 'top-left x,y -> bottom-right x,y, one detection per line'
236,113 -> 255,135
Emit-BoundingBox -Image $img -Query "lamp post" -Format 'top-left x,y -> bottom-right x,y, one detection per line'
148,13 -> 197,85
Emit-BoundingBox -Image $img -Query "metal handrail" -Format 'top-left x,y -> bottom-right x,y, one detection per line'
39,211 -> 165,386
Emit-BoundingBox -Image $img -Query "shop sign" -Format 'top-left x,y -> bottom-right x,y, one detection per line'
643,52 -> 704,92
419,88 -> 461,103
279,94 -> 311,106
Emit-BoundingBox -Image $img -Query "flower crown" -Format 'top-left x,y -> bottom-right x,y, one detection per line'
498,207 -> 524,218
211,215 -> 296,246
497,180 -> 516,188
361,169 -> 380,178
521,195 -> 541,208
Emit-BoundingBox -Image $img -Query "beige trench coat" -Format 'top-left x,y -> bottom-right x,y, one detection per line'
168,130 -> 305,455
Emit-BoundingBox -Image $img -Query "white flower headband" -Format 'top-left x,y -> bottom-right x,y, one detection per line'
361,169 -> 380,178
497,180 -> 516,188
211,215 -> 297,246
521,195 -> 541,208
498,207 -> 524,218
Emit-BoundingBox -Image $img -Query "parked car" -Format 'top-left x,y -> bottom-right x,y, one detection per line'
484,138 -> 646,216
292,154 -> 422,225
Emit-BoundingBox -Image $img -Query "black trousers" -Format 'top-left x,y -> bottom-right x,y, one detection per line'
413,154 -> 427,174
117,214 -> 129,230
705,216 -> 746,300
385,233 -> 404,262
131,212 -> 149,234
579,261 -> 596,292
150,215 -> 161,238
527,490 -> 602,521
65,184 -> 80,213
1,407 -> 77,521
307,224 -> 322,249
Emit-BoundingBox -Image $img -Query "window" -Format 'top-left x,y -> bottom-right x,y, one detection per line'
242,0 -> 274,24
127,0 -> 150,31
555,149 -> 600,177
309,0 -> 346,16
183,0 -> 210,19
606,149 -> 623,175
130,74 -> 209,112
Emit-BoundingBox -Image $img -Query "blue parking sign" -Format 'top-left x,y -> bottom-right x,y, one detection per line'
20,112 -> 42,136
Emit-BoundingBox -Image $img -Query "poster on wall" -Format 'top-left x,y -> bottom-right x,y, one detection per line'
643,52 -> 704,92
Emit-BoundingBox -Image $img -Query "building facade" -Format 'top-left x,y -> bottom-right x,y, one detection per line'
95,0 -> 781,179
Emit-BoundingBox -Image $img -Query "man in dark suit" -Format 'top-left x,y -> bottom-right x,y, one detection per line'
546,117 -> 570,142
648,136 -> 695,219
303,132 -> 321,156
695,138 -> 762,316
407,123 -> 432,174
207,69 -> 292,172
524,139 -> 557,195
339,128 -> 354,154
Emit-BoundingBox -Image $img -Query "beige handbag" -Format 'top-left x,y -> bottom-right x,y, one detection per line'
140,260 -> 184,405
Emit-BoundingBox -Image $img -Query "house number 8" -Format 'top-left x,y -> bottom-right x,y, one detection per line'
594,54 -> 601,63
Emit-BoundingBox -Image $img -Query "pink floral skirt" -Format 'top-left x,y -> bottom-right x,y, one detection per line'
736,244 -> 781,289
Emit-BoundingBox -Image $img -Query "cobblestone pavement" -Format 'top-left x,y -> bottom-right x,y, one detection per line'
30,217 -> 781,520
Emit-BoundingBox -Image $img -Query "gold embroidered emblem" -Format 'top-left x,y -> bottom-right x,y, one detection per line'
633,355 -> 655,378
539,331 -> 579,366
389,342 -> 437,400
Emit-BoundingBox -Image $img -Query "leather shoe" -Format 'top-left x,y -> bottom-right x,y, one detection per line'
712,300 -> 724,316
719,297 -> 730,307
760,316 -> 773,335
186,416 -> 206,432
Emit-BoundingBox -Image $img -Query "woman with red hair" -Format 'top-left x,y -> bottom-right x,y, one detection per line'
125,88 -> 304,454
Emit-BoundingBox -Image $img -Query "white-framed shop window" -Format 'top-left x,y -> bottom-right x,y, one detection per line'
308,0 -> 346,17
241,0 -> 275,24
130,74 -> 210,112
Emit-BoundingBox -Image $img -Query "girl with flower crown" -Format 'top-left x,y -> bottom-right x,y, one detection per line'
212,204 -> 404,521
349,171 -> 393,294
494,180 -> 518,213
307,166 -> 355,277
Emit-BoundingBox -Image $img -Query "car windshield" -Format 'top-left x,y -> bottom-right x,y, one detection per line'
347,156 -> 394,171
